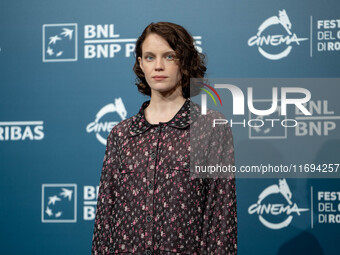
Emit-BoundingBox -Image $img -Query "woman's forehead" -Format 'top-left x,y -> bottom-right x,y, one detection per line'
142,33 -> 174,53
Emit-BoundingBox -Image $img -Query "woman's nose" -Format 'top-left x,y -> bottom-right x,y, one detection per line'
155,58 -> 165,70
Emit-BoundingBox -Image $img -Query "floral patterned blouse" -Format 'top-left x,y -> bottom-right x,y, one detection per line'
92,98 -> 237,255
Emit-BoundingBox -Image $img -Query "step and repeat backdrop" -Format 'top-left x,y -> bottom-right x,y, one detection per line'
1,0 -> 339,254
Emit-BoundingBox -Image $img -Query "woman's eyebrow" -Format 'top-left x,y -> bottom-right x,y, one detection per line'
143,51 -> 175,55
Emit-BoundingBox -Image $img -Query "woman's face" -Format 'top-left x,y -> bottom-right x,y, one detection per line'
138,33 -> 182,96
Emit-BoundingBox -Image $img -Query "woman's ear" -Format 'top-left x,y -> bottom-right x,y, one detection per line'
138,56 -> 144,72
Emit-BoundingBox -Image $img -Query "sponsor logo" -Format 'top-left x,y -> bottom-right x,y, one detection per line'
42,184 -> 99,222
83,24 -> 203,59
43,23 -> 202,61
295,100 -> 338,137
0,121 -> 44,141
86,98 -> 127,145
83,185 -> 99,220
41,184 -> 77,223
248,179 -> 309,229
42,23 -> 77,62
248,9 -> 308,60
84,24 -> 132,59
249,99 -> 338,139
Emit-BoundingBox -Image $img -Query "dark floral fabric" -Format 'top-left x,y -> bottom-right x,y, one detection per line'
92,98 -> 237,255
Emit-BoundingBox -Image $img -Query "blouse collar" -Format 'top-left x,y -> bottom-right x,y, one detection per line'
129,98 -> 200,136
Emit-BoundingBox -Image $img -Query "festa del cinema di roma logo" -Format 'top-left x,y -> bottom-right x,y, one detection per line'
248,9 -> 308,60
248,179 -> 309,230
86,98 -> 127,145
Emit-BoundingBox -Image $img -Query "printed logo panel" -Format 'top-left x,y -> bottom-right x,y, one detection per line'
0,121 -> 44,141
248,9 -> 308,60
248,179 -> 309,229
86,97 -> 127,145
41,184 -> 77,223
42,23 -> 77,62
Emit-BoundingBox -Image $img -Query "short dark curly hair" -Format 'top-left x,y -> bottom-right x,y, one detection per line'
133,22 -> 206,98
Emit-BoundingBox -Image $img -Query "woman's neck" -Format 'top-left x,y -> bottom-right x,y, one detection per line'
144,95 -> 186,124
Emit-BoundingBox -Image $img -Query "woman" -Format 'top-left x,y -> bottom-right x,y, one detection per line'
92,22 -> 237,255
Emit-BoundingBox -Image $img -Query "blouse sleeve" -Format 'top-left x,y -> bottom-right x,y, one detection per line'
200,121 -> 237,255
91,129 -> 120,255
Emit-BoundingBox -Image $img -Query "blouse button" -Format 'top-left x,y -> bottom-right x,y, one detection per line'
146,215 -> 153,222
150,152 -> 157,160
148,183 -> 153,190
145,249 -> 153,255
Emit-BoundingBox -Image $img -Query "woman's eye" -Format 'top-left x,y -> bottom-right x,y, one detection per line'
145,56 -> 154,61
166,54 -> 175,60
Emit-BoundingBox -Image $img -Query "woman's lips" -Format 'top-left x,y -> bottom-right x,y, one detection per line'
153,76 -> 167,81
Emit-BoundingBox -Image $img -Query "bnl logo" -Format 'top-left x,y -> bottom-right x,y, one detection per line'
41,184 -> 77,223
42,23 -> 78,62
